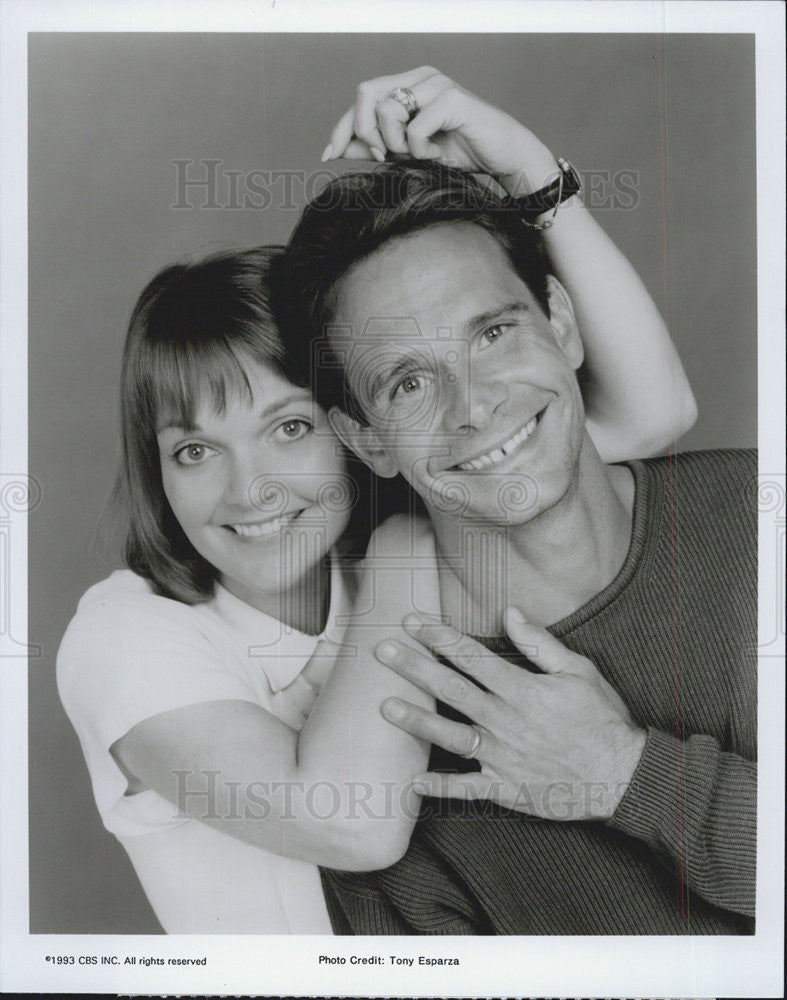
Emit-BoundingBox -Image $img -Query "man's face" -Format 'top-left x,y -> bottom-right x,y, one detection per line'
329,222 -> 587,526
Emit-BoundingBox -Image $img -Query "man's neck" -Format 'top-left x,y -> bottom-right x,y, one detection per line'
431,444 -> 635,634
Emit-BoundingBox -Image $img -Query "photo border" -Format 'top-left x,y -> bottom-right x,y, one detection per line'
1,1 -> 784,996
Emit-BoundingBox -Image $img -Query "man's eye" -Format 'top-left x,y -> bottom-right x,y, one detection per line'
273,419 -> 312,442
174,443 -> 218,466
391,373 -> 426,400
482,324 -> 509,346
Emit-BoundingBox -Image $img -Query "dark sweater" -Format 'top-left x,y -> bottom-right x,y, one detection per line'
321,450 -> 758,934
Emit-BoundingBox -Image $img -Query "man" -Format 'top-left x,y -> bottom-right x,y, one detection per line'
276,159 -> 756,935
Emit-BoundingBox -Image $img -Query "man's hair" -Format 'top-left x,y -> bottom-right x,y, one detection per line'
273,160 -> 551,426
112,246 -> 305,604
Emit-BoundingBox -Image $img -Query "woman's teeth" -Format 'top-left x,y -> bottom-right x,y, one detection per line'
456,415 -> 538,471
228,512 -> 299,538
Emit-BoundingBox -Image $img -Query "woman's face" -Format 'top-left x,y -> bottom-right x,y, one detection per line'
157,361 -> 352,615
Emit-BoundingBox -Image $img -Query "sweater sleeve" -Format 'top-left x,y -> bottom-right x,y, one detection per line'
320,843 -> 487,935
319,870 -> 419,935
320,876 -> 482,935
607,726 -> 756,919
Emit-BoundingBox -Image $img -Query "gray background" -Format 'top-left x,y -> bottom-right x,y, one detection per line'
28,33 -> 756,934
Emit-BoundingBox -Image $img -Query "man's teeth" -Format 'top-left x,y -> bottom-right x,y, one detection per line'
229,512 -> 299,538
457,416 -> 538,471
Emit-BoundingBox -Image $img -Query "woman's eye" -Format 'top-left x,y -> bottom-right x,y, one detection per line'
174,443 -> 218,466
273,419 -> 312,442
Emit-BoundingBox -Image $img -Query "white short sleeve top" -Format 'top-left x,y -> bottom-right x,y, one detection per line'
56,559 -> 354,934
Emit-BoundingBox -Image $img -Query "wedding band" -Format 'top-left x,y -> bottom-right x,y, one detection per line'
389,86 -> 420,119
460,725 -> 482,760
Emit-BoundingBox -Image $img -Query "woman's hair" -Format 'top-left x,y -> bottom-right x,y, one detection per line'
114,246 -> 308,604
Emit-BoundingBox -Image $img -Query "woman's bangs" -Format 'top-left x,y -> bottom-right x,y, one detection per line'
148,338 -> 260,431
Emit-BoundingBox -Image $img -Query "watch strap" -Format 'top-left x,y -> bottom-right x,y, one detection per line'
517,158 -> 582,220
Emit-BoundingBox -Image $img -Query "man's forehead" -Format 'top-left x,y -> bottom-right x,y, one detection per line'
330,314 -> 425,342
331,224 -> 530,342
335,251 -> 455,330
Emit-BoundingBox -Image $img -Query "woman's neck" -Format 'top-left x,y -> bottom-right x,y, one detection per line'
277,558 -> 331,635
220,557 -> 331,635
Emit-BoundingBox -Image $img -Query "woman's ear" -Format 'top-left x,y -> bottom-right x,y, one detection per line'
545,275 -> 584,370
328,407 -> 400,479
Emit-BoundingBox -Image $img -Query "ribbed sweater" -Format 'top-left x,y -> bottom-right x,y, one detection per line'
321,450 -> 758,935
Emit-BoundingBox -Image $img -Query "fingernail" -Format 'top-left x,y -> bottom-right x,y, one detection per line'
507,607 -> 527,625
320,143 -> 333,162
383,698 -> 405,721
376,640 -> 399,662
370,146 -> 386,163
402,613 -> 424,631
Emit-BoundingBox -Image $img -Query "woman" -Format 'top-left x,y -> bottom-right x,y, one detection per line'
57,70 -> 696,934
58,245 -> 434,933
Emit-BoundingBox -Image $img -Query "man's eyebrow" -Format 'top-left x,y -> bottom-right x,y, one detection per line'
364,303 -> 532,404
468,301 -> 531,334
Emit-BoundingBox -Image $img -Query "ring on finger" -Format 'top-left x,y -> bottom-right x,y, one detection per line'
389,86 -> 420,120
459,725 -> 483,760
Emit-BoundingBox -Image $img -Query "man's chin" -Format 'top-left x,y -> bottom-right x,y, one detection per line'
422,461 -> 578,527
421,482 -> 534,525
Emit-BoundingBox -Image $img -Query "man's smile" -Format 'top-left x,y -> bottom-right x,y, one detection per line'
447,408 -> 545,472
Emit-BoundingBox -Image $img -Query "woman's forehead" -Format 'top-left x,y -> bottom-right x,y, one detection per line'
154,359 -> 313,431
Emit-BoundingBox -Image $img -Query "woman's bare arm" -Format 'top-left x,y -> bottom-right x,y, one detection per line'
112,516 -> 434,871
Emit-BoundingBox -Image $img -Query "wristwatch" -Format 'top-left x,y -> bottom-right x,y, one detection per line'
516,158 -> 582,222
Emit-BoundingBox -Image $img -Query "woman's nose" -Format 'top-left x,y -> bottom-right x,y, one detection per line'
222,454 -> 287,513
222,460 -> 255,508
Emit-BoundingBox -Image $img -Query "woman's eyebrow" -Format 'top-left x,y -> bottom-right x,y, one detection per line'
257,392 -> 315,419
157,393 -> 314,434
157,420 -> 201,435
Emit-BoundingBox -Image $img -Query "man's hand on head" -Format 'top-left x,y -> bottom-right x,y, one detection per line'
377,609 -> 647,822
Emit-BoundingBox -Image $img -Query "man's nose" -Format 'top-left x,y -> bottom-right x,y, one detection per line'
442,369 -> 508,433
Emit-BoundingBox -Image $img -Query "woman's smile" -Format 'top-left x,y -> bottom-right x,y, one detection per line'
223,509 -> 305,540
158,363 -> 351,613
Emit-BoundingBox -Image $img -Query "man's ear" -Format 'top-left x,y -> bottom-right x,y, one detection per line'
545,275 -> 584,370
328,407 -> 400,479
